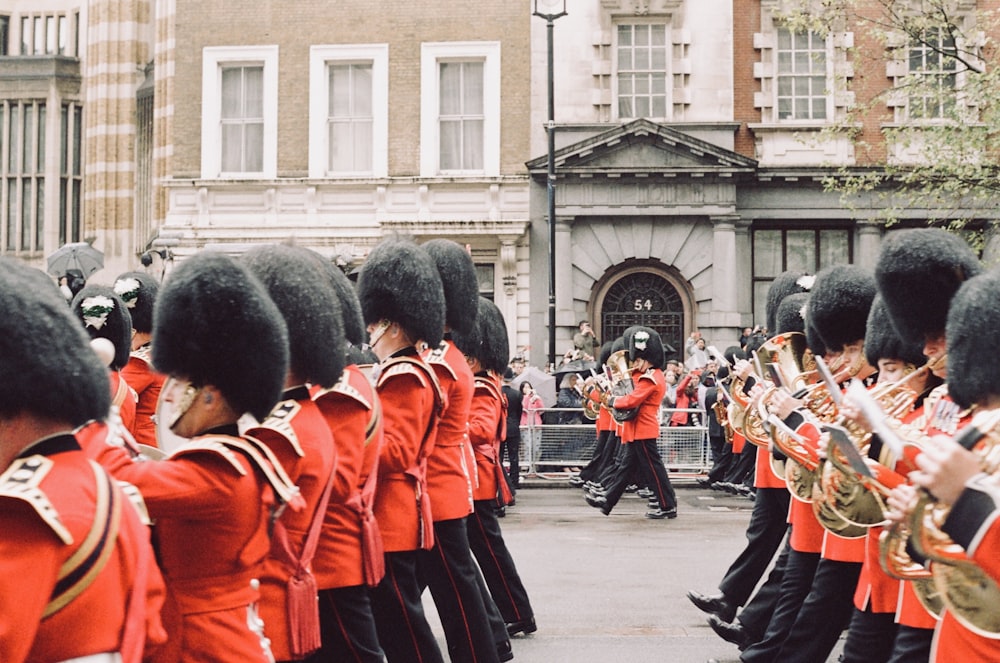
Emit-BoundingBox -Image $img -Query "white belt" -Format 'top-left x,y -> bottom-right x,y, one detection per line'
59,654 -> 122,663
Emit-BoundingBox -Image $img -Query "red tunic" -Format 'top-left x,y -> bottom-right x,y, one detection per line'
468,372 -> 512,503
110,370 -> 138,436
120,346 -> 165,448
97,431 -> 297,662
0,434 -> 166,663
311,365 -> 386,589
423,340 -> 475,521
755,446 -> 787,489
373,350 -> 441,552
245,390 -> 337,662
612,368 -> 666,443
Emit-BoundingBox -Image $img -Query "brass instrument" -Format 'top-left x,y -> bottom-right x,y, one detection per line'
605,350 -> 639,423
739,332 -> 816,449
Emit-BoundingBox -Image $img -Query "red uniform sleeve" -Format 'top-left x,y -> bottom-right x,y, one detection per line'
378,371 -> 433,473
613,373 -> 659,411
942,473 -> 1000,584
468,388 -> 501,448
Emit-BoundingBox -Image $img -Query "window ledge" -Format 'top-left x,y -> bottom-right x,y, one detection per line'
748,122 -> 861,132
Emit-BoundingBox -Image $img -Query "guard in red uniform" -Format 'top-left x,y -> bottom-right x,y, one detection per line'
96,252 -> 301,663
0,257 -> 166,663
242,244 -> 345,662
309,256 -> 386,663
69,284 -> 139,436
115,271 -> 165,449
357,236 -> 447,663
420,238 -> 508,663
459,297 -> 537,639
587,325 -> 676,519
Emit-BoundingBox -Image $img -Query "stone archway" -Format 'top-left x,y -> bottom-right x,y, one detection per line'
592,260 -> 694,361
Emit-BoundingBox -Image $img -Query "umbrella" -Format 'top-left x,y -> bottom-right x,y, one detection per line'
553,359 -> 599,382
510,365 -> 557,408
47,242 -> 104,278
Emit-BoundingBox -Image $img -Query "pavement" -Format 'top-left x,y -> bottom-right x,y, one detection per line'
419,479 -> 838,663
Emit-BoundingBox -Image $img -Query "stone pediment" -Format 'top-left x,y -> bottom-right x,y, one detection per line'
527,119 -> 757,178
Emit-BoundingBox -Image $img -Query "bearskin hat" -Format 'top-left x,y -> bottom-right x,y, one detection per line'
875,228 -> 981,345
945,269 -> 1000,409
864,295 -> 926,368
242,244 -> 345,389
421,238 -> 479,336
765,271 -> 814,333
152,252 -> 289,421
624,325 -> 666,369
807,264 -> 876,351
325,260 -> 366,347
70,285 -> 133,370
0,257 -> 110,426
723,345 -> 746,365
598,341 -> 615,367
774,292 -> 810,335
357,236 -> 445,347
114,271 -> 159,334
456,297 -> 509,374
805,321 -> 827,357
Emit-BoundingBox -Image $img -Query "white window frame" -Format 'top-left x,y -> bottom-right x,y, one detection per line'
309,44 -> 388,179
773,27 -> 833,123
201,45 -> 279,179
420,41 -> 501,178
612,21 -> 672,122
901,28 -> 960,122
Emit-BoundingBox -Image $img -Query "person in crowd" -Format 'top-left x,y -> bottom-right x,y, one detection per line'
686,331 -> 709,370
0,257 -> 166,663
241,244 -> 344,662
115,271 -> 165,449
522,381 -> 546,464
356,236 -> 447,663
670,368 -> 702,427
501,367 -> 523,500
95,252 -> 302,662
573,320 -> 599,361
556,373 -> 585,425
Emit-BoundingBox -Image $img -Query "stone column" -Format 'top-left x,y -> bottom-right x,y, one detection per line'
708,215 -> 742,331
855,220 -> 883,270
555,216 -> 575,334
735,217 -> 753,327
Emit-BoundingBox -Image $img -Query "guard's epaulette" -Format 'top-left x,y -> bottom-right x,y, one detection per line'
320,370 -> 373,411
169,439 -> 249,477
474,375 -> 503,401
424,340 -> 458,380
117,480 -> 152,526
130,344 -> 154,367
247,400 -> 304,457
0,456 -> 73,544
637,368 -> 657,382
378,358 -> 431,389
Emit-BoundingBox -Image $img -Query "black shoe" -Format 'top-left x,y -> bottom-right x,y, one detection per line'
496,506 -> 506,518
637,487 -> 654,499
568,475 -> 585,487
585,493 -> 608,509
506,617 -> 537,637
686,590 -> 737,623
645,508 -> 677,519
696,478 -> 712,488
707,613 -> 751,650
647,501 -> 660,509
625,483 -> 638,493
497,638 -> 514,661
588,486 -> 607,497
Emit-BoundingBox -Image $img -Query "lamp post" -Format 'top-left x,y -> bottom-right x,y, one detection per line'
533,0 -> 567,371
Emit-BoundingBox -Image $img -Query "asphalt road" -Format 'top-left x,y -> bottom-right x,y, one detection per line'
420,480 -> 829,663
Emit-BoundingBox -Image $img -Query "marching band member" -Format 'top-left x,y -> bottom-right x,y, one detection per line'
310,257 -> 387,663
577,342 -> 618,490
357,236 -> 447,663
115,271 -> 166,448
420,239 -> 508,663
242,244 -> 345,662
96,252 -> 302,662
460,297 -> 538,639
0,257 -> 166,663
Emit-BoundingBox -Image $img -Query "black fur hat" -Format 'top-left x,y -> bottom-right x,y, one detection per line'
242,244 -> 345,389
723,345 -> 746,365
325,261 -> 365,348
0,257 -> 110,426
598,341 -> 615,367
357,236 -> 445,347
457,297 -> 509,374
864,295 -> 926,368
152,252 -> 289,421
114,271 -> 159,334
946,270 -> 1000,409
765,271 -> 814,333
875,228 -> 982,345
421,239 -> 479,336
805,320 -> 828,357
774,292 -> 810,335
70,285 -> 133,370
624,325 -> 666,369
807,264 -> 876,351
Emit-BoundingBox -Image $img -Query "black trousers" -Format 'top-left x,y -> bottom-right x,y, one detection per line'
886,625 -> 935,663
841,606 -> 898,663
735,539 -> 789,643
311,584 -> 384,663
725,443 -> 757,486
578,429 -> 613,483
597,436 -> 626,487
773,558 -> 862,663
500,434 -> 520,492
718,487 -> 791,607
418,517 -> 501,663
468,499 -> 534,624
370,551 -> 444,663
603,439 -> 676,512
740,547 -> 820,663
707,435 -> 733,483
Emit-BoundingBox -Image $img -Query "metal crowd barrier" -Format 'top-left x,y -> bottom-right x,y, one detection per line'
511,407 -> 710,478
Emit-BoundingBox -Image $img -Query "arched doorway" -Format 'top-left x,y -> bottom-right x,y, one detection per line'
593,261 -> 691,362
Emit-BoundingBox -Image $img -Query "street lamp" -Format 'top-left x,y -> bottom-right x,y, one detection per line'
533,0 -> 567,371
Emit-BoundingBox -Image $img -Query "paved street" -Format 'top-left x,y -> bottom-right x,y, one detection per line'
423,480 -> 784,663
